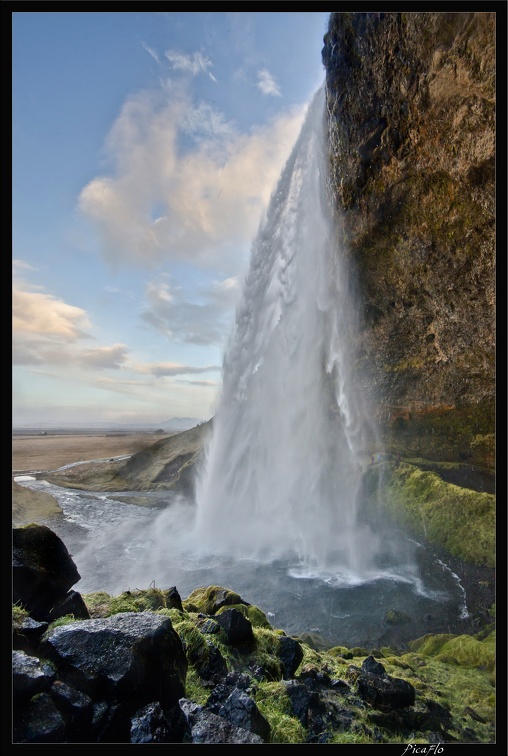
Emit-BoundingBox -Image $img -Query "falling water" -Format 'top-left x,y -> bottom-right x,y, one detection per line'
15,86 -> 468,644
193,87 -> 380,575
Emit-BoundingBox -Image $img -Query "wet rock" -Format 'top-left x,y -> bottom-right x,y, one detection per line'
179,699 -> 264,744
130,701 -> 191,743
189,639 -> 228,685
215,608 -> 254,647
40,612 -> 187,707
322,12 -> 495,467
13,524 -> 81,620
49,680 -> 94,740
14,691 -> 67,743
278,635 -> 304,679
13,650 -> 56,703
283,679 -> 314,726
13,616 -> 49,654
165,586 -> 184,612
47,589 -> 90,622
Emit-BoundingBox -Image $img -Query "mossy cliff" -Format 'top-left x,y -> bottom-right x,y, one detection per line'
322,12 -> 495,470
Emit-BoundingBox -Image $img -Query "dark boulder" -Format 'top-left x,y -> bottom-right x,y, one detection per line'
14,691 -> 66,743
130,701 -> 191,743
13,616 -> 49,654
208,687 -> 271,742
166,586 -> 184,612
179,699 -> 264,744
348,658 -> 416,710
189,639 -> 228,685
13,650 -> 56,703
49,680 -> 94,740
278,635 -> 304,679
215,608 -> 254,647
39,612 -> 187,708
283,679 -> 314,726
13,524 -> 83,621
47,589 -> 91,623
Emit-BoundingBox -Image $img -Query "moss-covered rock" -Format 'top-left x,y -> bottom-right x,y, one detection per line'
369,463 -> 495,566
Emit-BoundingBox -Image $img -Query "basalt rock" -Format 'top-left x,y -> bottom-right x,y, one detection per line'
13,524 -> 86,622
322,12 -> 495,469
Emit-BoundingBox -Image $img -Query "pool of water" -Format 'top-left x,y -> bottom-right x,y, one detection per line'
14,476 -> 469,649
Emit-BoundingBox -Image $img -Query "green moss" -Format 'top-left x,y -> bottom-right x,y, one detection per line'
439,634 -> 496,671
410,632 -> 495,671
254,682 -> 306,743
183,666 -> 210,706
376,464 -> 495,566
409,633 -> 457,656
349,647 -> 369,657
83,588 -> 172,617
47,615 -> 79,630
184,586 -> 245,615
12,603 -> 30,626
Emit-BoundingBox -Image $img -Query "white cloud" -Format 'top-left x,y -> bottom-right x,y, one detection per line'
78,86 -> 305,274
257,68 -> 281,97
12,285 -> 129,373
164,50 -> 214,79
13,288 -> 91,340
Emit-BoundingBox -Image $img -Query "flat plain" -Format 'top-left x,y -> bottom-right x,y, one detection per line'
12,432 -> 161,473
12,431 -> 163,526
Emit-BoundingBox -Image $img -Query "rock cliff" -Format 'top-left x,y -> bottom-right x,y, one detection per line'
322,11 -> 495,470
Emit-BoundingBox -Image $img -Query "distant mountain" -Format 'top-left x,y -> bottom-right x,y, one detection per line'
13,418 -> 206,433
155,418 -> 205,432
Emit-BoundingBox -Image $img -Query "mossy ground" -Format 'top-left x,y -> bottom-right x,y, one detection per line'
62,585 -> 496,744
361,461 -> 495,567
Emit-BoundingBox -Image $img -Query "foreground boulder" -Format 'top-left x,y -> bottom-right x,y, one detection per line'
15,613 -> 188,743
13,524 -> 89,622
40,612 -> 187,706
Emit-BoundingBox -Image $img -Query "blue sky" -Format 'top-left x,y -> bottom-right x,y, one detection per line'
12,10 -> 331,427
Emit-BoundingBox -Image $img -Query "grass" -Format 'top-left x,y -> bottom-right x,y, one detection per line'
375,463 -> 495,566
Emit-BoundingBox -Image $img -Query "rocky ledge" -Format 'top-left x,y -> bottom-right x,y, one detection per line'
13,524 -> 495,744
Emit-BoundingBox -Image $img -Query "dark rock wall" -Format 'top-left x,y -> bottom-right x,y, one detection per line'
322,12 -> 495,468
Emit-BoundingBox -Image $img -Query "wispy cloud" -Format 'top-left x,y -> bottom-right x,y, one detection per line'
165,50 -> 215,81
257,68 -> 281,96
80,344 -> 128,369
142,42 -> 160,65
140,276 -> 241,347
136,362 -> 221,378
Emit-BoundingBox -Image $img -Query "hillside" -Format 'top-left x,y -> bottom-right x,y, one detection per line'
42,421 -> 212,494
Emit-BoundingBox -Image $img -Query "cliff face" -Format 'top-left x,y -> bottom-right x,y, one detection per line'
322,12 -> 495,469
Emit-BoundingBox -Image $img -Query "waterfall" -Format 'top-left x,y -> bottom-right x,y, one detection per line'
193,87 -> 380,574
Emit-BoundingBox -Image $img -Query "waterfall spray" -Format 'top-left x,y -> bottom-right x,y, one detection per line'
193,87 -> 380,573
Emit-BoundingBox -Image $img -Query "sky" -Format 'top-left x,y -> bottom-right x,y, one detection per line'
12,10 -> 331,428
